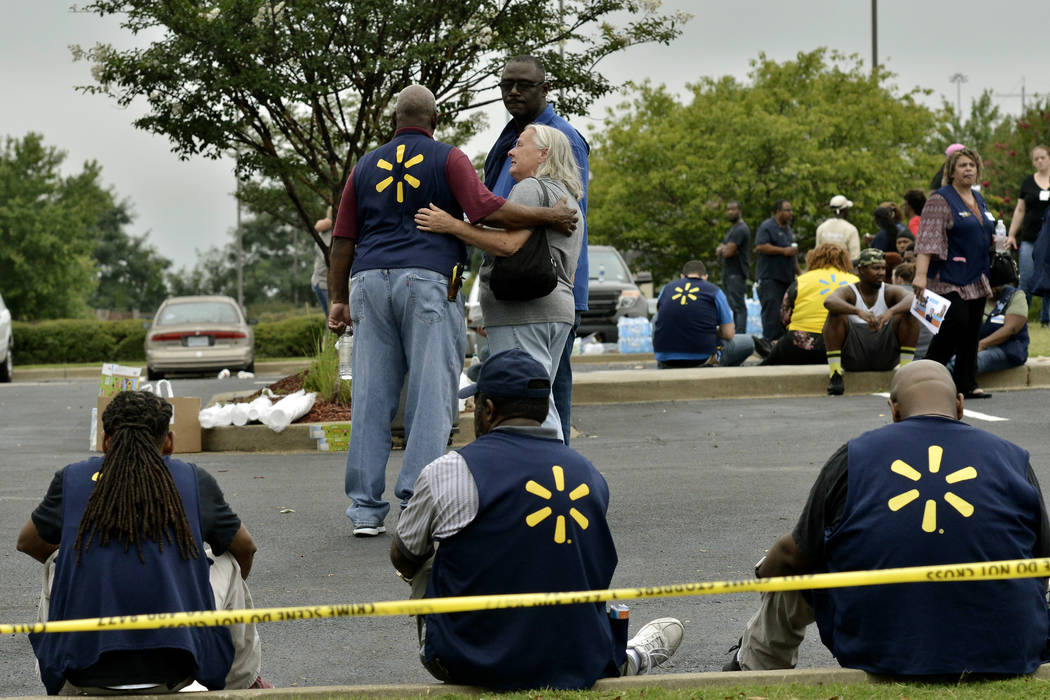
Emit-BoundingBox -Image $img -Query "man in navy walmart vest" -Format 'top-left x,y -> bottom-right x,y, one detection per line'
653,260 -> 754,368
328,85 -> 578,538
723,360 -> 1050,678
390,348 -> 684,689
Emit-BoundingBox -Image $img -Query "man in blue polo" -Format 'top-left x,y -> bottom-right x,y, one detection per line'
723,361 -> 1050,677
484,55 -> 589,445
653,260 -> 754,368
328,85 -> 577,537
754,199 -> 799,341
391,349 -> 683,690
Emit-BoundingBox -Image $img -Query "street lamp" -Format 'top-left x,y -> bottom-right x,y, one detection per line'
949,73 -> 968,117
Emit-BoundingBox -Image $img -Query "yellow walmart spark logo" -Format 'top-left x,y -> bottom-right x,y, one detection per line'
671,281 -> 701,306
524,465 -> 591,544
887,445 -> 977,533
817,273 -> 850,296
375,144 -> 424,203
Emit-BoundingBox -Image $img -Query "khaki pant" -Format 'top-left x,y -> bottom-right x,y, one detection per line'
738,590 -> 815,671
38,545 -> 262,693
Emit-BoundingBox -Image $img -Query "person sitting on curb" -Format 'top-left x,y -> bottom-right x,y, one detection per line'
760,244 -> 858,366
723,361 -> 1050,678
892,262 -> 932,359
948,253 -> 1029,376
391,348 -> 684,690
824,248 -> 918,395
17,390 -> 270,693
652,260 -> 754,368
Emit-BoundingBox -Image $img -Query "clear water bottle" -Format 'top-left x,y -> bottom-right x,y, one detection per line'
598,264 -> 606,283
337,330 -> 353,380
994,219 -> 1008,253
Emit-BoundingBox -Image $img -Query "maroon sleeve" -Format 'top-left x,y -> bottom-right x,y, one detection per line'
333,170 -> 357,241
445,147 -> 505,223
915,193 -> 952,260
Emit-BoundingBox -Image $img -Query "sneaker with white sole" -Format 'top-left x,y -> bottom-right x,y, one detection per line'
625,617 -> 684,675
353,524 -> 386,537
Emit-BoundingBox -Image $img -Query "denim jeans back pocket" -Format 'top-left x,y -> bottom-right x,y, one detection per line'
409,272 -> 448,325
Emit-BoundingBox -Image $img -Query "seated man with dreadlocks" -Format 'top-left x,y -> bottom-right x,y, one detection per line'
16,390 -> 269,694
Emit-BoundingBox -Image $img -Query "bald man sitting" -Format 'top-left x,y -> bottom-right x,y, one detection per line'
723,361 -> 1050,678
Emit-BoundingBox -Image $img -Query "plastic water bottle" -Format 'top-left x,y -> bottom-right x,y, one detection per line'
598,265 -> 606,283
994,219 -> 1008,253
337,330 -> 353,380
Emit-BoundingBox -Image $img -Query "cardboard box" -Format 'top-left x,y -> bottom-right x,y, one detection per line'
94,394 -> 202,454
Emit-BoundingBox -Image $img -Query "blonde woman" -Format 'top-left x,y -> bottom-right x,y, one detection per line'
416,123 -> 582,440
1007,144 -> 1050,326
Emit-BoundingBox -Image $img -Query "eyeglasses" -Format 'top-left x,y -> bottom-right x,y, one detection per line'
499,79 -> 547,93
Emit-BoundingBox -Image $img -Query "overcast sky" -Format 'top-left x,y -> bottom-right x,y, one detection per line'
4,1 -> 1049,270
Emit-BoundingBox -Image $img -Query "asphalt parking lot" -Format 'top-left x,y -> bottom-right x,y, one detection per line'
2,376 -> 1048,693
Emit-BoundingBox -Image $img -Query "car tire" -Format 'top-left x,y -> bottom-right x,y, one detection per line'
245,359 -> 254,373
0,343 -> 11,383
147,367 -> 164,381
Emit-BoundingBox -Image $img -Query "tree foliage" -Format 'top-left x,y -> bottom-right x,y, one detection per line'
90,200 -> 172,313
935,89 -> 1003,153
74,0 -> 688,256
587,49 -> 940,283
0,133 -> 102,320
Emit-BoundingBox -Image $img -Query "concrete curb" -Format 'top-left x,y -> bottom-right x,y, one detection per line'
15,664 -> 1050,698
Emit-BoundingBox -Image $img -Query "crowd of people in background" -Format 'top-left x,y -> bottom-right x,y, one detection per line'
666,141 -> 1050,399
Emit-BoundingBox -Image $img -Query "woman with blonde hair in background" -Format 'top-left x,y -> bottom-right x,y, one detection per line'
1007,144 -> 1050,327
761,243 -> 859,365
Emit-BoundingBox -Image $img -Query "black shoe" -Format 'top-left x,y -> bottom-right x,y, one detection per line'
827,372 -> 844,396
722,637 -> 742,671
753,336 -> 773,359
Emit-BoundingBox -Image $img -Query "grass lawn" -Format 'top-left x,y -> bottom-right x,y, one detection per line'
1028,321 -> 1050,358
284,678 -> 1050,699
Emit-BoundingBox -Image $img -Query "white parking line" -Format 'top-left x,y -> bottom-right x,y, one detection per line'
870,392 -> 1008,422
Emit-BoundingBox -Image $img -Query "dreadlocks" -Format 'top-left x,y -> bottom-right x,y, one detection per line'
74,390 -> 200,565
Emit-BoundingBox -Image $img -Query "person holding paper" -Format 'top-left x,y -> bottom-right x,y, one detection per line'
822,248 -> 918,395
912,146 -> 995,399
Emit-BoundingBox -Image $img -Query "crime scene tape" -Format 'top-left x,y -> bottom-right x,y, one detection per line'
5,556 -> 1049,636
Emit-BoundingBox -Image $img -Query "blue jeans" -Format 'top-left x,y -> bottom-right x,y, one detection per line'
344,268 -> 465,527
485,321 -> 571,441
947,345 -> 1018,375
1019,241 -> 1050,323
656,333 -> 755,368
553,311 -> 581,445
313,283 -> 329,316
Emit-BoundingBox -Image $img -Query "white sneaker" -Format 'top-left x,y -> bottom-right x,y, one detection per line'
353,524 -> 386,537
626,617 -> 684,675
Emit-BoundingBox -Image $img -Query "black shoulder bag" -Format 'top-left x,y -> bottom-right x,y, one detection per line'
489,178 -> 559,302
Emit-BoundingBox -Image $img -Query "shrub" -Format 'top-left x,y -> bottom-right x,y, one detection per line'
253,315 -> 327,358
303,335 -> 352,404
11,315 -> 325,364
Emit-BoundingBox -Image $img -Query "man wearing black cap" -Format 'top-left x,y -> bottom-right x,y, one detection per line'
390,348 -> 683,690
823,248 -> 919,395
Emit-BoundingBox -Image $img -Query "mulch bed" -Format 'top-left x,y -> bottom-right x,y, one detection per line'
240,370 -> 351,423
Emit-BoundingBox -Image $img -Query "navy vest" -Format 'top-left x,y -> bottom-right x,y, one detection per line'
351,130 -> 467,276
814,417 -> 1048,676
930,185 -> 994,287
980,285 -> 1029,366
653,278 -> 720,356
424,430 -> 622,690
30,457 -> 233,694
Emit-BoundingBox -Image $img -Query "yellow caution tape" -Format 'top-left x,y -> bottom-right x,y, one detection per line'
6,556 -> 1049,636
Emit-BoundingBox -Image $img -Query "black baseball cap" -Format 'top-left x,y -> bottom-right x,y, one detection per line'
458,348 -> 551,399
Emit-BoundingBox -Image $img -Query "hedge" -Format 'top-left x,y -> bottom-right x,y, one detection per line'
12,314 -> 326,365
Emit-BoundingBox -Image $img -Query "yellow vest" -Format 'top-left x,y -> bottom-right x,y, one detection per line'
788,267 -> 859,333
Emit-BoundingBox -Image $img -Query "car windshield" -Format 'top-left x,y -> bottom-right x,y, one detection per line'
158,302 -> 241,325
588,250 -> 631,282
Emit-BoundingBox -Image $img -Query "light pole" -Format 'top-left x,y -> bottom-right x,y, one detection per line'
871,0 -> 877,76
233,155 -> 244,309
949,73 -> 968,117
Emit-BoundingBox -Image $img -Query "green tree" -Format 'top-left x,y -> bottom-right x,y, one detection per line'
90,200 -> 173,313
934,89 -> 1005,154
74,0 -> 688,259
0,133 -> 107,320
588,49 -> 940,283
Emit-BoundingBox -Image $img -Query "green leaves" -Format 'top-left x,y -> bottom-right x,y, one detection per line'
589,49 -> 939,283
